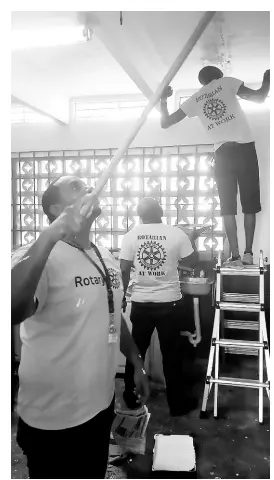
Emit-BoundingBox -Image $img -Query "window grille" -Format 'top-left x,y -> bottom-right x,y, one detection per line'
11,145 -> 224,256
11,104 -> 55,124
74,99 -> 159,120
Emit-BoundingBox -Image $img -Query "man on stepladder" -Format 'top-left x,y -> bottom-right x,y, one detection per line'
160,66 -> 270,267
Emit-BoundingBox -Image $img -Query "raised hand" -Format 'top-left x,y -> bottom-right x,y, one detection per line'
161,85 -> 173,100
190,225 -> 213,241
80,192 -> 98,218
263,69 -> 270,83
48,200 -> 87,242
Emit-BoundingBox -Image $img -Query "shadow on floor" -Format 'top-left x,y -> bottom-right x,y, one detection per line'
11,357 -> 269,479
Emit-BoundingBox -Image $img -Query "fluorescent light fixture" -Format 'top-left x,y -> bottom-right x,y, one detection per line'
12,26 -> 86,50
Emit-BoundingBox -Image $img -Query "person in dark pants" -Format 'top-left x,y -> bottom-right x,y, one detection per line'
124,301 -> 191,416
11,176 -> 149,479
120,198 -> 198,416
11,327 -> 16,413
214,141 -> 261,256
16,398 -> 115,479
160,66 -> 270,267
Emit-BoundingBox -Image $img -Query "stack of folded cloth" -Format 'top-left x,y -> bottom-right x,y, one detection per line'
111,405 -> 151,455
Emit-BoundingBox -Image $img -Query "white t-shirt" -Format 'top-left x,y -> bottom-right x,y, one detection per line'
181,77 -> 254,150
11,241 -> 123,430
120,223 -> 193,303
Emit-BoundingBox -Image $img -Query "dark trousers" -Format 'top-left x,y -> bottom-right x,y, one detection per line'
16,397 -> 115,479
124,300 -> 185,416
11,327 -> 16,413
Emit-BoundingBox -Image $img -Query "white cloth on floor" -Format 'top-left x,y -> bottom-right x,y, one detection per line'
152,434 -> 196,472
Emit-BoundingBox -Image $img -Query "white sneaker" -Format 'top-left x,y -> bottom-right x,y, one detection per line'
242,252 -> 253,265
223,256 -> 244,269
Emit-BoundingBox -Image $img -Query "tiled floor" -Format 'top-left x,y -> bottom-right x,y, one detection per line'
11,357 -> 270,479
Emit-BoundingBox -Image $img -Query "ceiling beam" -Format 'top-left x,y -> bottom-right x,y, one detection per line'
84,12 -> 163,110
11,95 -> 69,126
12,53 -> 69,124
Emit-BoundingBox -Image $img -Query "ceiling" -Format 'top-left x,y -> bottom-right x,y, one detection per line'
11,11 -> 270,124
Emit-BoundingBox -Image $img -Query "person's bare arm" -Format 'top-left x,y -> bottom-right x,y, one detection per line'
177,228 -> 201,270
12,231 -> 58,325
120,315 -> 142,367
180,250 -> 199,269
237,69 -> 270,103
11,202 -> 92,325
160,86 -> 186,129
120,315 -> 150,405
120,259 -> 133,297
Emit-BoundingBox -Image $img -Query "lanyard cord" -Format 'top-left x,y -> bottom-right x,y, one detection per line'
65,240 -> 114,315
90,242 -> 112,289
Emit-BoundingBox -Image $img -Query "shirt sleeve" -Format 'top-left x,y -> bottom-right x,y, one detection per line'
176,230 -> 194,259
119,232 -> 136,262
180,94 -> 198,118
222,77 -> 244,95
11,245 -> 48,314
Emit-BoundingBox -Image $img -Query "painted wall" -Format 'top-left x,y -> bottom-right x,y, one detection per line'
11,108 -> 270,260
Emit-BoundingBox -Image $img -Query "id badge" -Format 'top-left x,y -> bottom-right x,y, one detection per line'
108,320 -> 118,344
108,332 -> 118,344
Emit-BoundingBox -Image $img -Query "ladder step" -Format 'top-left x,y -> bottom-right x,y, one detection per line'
222,293 -> 259,303
224,319 -> 259,330
219,301 -> 261,312
224,347 -> 258,356
209,377 -> 269,389
216,339 -> 264,348
219,265 -> 266,276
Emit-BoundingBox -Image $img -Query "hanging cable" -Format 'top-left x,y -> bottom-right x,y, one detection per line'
120,11 -> 123,26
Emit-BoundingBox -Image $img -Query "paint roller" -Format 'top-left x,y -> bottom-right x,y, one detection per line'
80,11 -> 216,217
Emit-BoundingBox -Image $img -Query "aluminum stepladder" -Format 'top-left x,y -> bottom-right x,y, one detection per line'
200,250 -> 270,423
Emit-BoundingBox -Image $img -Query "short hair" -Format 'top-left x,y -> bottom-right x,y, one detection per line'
198,66 -> 223,85
137,197 -> 163,222
42,176 -> 62,222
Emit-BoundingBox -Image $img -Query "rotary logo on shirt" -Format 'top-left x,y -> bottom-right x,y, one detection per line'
108,268 -> 121,289
203,98 -> 227,120
137,240 -> 167,277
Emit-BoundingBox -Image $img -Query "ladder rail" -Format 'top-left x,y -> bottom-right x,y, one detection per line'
259,312 -> 264,423
216,339 -> 265,348
260,313 -> 270,374
224,319 -> 259,330
213,251 -> 222,418
209,377 -> 269,389
258,250 -> 265,424
219,267 -> 267,276
214,315 -> 220,418
219,302 -> 261,312
200,309 -> 220,413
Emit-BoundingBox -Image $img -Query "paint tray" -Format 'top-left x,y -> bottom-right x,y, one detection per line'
152,434 -> 196,473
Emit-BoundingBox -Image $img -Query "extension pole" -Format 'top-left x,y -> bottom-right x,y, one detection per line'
81,11 -> 215,215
